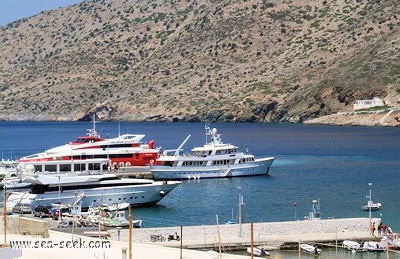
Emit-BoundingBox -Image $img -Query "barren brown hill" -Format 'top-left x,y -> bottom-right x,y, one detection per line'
0,0 -> 399,124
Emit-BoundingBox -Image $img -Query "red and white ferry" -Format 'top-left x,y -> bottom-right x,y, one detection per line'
18,120 -> 160,167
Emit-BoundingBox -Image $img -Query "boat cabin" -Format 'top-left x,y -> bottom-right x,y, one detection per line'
20,158 -> 110,174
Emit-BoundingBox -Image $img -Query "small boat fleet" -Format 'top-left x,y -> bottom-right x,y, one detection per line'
150,125 -> 275,180
342,239 -> 386,252
83,202 -> 142,228
53,201 -> 143,231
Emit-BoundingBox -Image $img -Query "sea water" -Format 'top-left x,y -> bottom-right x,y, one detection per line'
2,121 -> 400,258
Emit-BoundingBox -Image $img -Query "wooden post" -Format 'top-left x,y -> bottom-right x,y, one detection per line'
3,186 -> 6,245
216,215 -> 222,257
335,225 -> 338,256
250,222 -> 254,259
128,205 -> 132,259
180,225 -> 183,259
298,240 -> 301,258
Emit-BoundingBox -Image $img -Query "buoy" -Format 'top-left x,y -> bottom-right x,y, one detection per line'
159,190 -> 166,197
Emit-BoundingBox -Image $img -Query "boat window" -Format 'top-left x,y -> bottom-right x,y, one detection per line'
31,184 -> 49,194
60,164 -> 72,171
44,165 -> 58,172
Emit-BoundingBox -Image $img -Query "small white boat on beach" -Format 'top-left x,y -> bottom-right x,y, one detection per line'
246,247 -> 270,257
342,240 -> 362,251
362,241 -> 385,252
300,243 -> 321,255
385,235 -> 400,249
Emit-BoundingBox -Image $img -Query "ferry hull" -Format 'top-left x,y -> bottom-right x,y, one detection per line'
150,157 -> 275,180
6,181 -> 180,210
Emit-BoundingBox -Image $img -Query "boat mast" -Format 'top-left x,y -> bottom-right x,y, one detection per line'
205,124 -> 209,144
368,183 -> 372,221
238,187 -> 244,237
173,135 -> 191,156
87,114 -> 100,138
92,114 -> 97,135
3,185 -> 6,245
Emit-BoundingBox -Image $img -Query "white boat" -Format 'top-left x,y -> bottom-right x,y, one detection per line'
362,241 -> 385,252
85,205 -> 142,228
6,172 -> 181,212
0,159 -> 22,188
150,125 -> 275,180
246,247 -> 270,257
0,159 -> 20,179
299,243 -> 321,255
362,183 -> 381,211
342,240 -> 362,251
1,177 -> 32,190
362,202 -> 381,211
2,158 -> 111,190
386,235 -> 400,249
306,199 -> 321,220
103,202 -> 130,212
18,116 -> 160,167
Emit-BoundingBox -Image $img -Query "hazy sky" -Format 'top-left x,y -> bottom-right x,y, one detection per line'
0,0 -> 84,25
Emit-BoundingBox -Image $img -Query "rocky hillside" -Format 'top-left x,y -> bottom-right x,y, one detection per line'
0,0 -> 399,124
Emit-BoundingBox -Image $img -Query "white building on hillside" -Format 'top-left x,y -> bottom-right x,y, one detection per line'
353,97 -> 385,110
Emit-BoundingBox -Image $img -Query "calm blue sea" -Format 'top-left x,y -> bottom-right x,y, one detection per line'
1,121 -> 400,232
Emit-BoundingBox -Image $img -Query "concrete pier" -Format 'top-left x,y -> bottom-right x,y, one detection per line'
0,216 -> 383,258
107,217 -> 380,250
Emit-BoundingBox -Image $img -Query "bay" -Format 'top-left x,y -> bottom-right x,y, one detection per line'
1,121 -> 399,231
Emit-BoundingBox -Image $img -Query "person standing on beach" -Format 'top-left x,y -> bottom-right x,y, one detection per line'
377,222 -> 382,236
370,222 -> 376,236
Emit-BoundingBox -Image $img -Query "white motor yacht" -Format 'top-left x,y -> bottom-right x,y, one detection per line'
150,125 -> 275,180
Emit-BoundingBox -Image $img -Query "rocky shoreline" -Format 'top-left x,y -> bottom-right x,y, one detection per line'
304,109 -> 400,127
0,108 -> 399,127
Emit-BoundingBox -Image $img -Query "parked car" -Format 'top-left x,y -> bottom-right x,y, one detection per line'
51,207 -> 71,220
11,203 -> 32,214
33,205 -> 51,218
